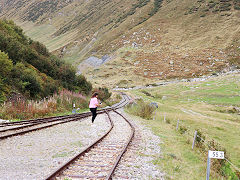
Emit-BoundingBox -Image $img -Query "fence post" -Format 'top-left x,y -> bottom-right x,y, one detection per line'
164,113 -> 166,122
176,119 -> 179,130
206,150 -> 211,180
192,131 -> 198,150
153,111 -> 156,120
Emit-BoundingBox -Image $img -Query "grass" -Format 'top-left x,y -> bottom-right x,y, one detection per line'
71,141 -> 82,148
21,22 -> 77,52
52,151 -> 74,158
0,90 -> 88,120
126,113 -> 207,180
7,0 -> 239,91
127,73 -> 240,179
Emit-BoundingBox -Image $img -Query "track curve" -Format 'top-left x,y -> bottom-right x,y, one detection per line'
45,95 -> 134,180
0,93 -> 129,140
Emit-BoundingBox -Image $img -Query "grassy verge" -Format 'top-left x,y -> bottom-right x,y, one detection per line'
127,73 -> 240,179
125,112 -> 206,179
1,89 -> 121,121
0,90 -> 88,120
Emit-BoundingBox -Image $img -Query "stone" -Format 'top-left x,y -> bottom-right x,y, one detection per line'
162,96 -> 167,100
134,61 -> 140,65
132,42 -> 138,48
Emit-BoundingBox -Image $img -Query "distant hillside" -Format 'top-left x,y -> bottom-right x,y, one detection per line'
0,19 -> 92,103
1,0 -> 240,88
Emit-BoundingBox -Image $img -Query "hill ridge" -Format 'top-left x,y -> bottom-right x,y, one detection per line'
1,0 -> 240,88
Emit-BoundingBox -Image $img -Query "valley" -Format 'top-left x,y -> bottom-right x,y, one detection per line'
1,0 -> 240,88
0,0 -> 240,179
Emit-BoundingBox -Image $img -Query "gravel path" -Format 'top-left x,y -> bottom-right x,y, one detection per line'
0,110 -> 164,180
0,114 -> 110,180
113,109 -> 165,180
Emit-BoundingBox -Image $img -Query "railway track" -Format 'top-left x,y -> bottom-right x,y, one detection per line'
0,93 -> 129,140
45,108 -> 134,180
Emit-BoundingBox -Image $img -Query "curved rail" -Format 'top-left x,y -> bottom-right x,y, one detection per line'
45,95 -> 134,180
0,94 -> 129,140
106,110 -> 135,179
45,110 -> 114,180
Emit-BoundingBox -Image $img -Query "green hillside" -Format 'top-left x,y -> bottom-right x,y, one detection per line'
1,0 -> 240,88
0,19 -> 92,103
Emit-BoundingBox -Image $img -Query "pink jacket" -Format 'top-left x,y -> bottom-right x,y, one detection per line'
89,97 -> 98,108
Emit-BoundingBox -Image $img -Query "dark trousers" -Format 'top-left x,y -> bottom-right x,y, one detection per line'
90,108 -> 97,123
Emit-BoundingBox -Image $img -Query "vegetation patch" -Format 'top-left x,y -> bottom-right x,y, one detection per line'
0,90 -> 88,120
148,0 -> 163,16
185,0 -> 240,16
126,99 -> 156,119
128,74 -> 240,179
0,19 -> 92,102
116,0 -> 151,24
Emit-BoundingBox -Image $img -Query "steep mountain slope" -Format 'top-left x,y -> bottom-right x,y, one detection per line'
0,19 -> 91,102
1,0 -> 240,88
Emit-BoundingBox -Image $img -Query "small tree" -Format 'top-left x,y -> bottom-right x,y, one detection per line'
0,50 -> 13,102
0,50 -> 13,77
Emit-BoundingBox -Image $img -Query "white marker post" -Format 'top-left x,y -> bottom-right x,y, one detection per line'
176,119 -> 179,130
153,111 -> 157,120
72,103 -> 76,114
206,150 -> 225,180
192,131 -> 198,150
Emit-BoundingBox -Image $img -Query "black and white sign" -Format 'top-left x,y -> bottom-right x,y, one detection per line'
208,151 -> 224,159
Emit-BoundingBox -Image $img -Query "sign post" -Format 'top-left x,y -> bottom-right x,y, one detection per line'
176,119 -> 179,130
72,103 -> 76,114
192,131 -> 198,150
206,150 -> 225,180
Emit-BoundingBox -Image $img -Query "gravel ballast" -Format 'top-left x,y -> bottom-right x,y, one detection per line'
0,110 -> 164,179
113,110 -> 165,179
0,114 -> 110,180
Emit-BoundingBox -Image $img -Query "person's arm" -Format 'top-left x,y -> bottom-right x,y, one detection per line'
94,98 -> 100,107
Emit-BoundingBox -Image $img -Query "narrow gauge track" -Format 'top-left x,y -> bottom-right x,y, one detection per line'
0,93 -> 129,140
45,109 -> 134,180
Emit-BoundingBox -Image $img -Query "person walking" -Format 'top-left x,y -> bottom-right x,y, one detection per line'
89,92 -> 100,123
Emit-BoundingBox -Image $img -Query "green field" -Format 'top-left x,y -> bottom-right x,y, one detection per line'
127,73 -> 240,179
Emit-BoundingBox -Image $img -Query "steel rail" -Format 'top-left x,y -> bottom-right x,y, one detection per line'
45,110 -> 114,180
0,94 -> 128,140
0,93 -> 128,127
0,114 -> 88,140
106,109 -> 135,180
45,94 -> 133,180
0,114 -> 79,127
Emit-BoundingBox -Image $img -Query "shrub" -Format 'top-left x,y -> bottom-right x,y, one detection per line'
92,87 -> 112,102
195,129 -> 206,152
0,90 -> 87,120
179,126 -> 188,134
0,51 -> 13,102
141,90 -> 153,97
194,129 -> 239,179
208,140 -> 239,179
0,19 -> 92,101
149,0 -> 163,16
126,99 -> 155,119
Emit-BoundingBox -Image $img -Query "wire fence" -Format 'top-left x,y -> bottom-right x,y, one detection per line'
196,134 -> 240,173
160,114 -> 240,179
